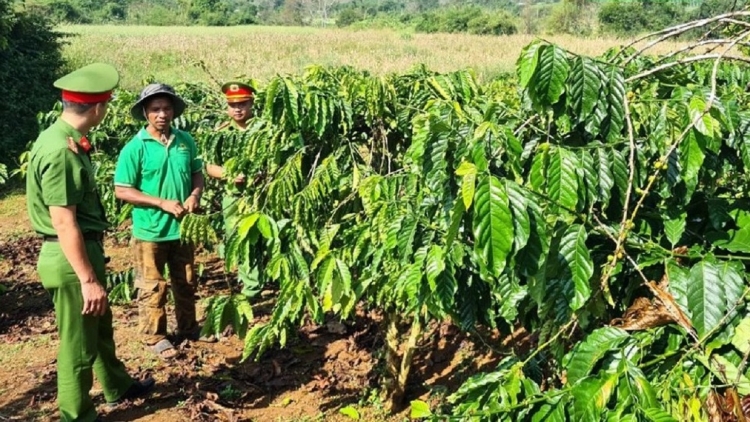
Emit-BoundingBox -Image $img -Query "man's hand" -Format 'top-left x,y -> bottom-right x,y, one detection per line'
184,194 -> 200,213
81,278 -> 108,316
233,174 -> 246,185
160,199 -> 185,218
50,205 -> 108,317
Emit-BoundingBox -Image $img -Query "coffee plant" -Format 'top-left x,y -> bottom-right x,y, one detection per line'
106,268 -> 136,305
17,10 -> 750,419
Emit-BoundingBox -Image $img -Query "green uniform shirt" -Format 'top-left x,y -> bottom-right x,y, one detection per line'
26,119 -> 109,236
114,127 -> 202,242
214,119 -> 249,197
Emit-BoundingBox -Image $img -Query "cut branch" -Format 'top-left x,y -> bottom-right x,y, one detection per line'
620,11 -> 750,64
626,54 -> 750,82
655,39 -> 750,64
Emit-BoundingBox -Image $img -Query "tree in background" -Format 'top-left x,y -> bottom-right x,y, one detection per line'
9,0 -> 739,36
279,0 -> 308,25
695,0 -> 746,18
545,0 -> 595,35
0,0 -> 65,166
414,6 -> 517,35
336,6 -> 364,26
0,0 -> 9,47
598,0 -> 692,36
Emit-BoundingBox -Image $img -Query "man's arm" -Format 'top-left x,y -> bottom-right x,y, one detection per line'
190,171 -> 204,199
49,205 -> 108,316
206,163 -> 224,179
183,171 -> 205,213
186,134 -> 205,209
114,186 -> 164,208
206,162 -> 249,185
115,186 -> 185,217
114,140 -> 184,216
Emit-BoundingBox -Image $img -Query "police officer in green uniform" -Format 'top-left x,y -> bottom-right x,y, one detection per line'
26,63 -> 155,422
205,81 -> 255,235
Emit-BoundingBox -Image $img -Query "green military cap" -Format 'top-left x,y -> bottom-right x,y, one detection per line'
54,63 -> 119,103
221,81 -> 255,104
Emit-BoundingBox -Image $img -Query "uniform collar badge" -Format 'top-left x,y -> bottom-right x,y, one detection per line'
67,136 -> 92,154
67,137 -> 79,154
80,136 -> 92,153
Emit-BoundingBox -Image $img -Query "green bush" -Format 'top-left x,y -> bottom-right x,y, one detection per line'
336,7 -> 365,27
694,0 -> 747,19
97,2 -> 127,22
414,6 -> 516,35
544,1 -> 593,36
225,4 -> 258,25
644,1 -> 689,32
599,1 -> 690,36
467,12 -> 517,36
0,2 -> 65,164
22,0 -> 258,26
24,0 -> 91,24
126,1 -> 189,26
347,14 -> 412,31
598,2 -> 648,35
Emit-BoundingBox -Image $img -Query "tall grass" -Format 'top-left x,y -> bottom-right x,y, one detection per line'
60,25 -> 691,90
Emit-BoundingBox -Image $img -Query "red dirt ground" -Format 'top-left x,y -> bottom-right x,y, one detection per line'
0,193 -> 509,422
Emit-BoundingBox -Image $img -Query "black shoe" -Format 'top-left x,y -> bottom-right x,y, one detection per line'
107,377 -> 156,407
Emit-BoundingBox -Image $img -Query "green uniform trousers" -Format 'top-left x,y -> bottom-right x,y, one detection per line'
221,194 -> 260,296
37,240 -> 134,422
222,194 -> 241,238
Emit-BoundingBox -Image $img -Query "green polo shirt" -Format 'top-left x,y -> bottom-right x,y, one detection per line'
26,119 -> 109,236
114,127 -> 203,242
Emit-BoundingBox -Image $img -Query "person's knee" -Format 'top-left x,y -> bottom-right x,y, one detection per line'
136,280 -> 168,307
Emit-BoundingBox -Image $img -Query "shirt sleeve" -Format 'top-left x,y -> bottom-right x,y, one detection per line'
114,140 -> 140,188
40,149 -> 86,207
186,133 -> 203,173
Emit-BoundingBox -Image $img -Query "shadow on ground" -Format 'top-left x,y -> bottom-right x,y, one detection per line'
0,234 -> 514,421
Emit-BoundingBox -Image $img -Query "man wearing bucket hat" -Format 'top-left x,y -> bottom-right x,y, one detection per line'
114,83 -> 213,360
206,81 -> 256,236
26,63 -> 154,422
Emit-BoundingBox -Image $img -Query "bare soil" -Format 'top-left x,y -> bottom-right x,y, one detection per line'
0,194 -> 508,422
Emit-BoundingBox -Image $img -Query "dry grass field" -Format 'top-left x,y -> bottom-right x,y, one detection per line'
60,24 -> 692,89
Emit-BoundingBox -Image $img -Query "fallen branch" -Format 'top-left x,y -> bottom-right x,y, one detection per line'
627,54 -> 750,82
620,11 -> 750,64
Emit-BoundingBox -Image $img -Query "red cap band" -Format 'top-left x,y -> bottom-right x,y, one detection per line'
62,90 -> 112,104
225,86 -> 254,101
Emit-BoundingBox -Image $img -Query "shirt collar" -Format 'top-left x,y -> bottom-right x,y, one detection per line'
55,118 -> 84,143
138,126 -> 176,143
231,119 -> 250,131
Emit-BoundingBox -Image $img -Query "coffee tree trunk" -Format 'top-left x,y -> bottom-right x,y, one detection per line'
383,310 -> 424,412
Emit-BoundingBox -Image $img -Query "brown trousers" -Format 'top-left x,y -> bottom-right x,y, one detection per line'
132,239 -> 198,345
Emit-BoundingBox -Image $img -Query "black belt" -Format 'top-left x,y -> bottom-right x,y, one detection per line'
42,232 -> 104,242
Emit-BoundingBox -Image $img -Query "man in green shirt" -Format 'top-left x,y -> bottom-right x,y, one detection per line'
114,83 -> 212,360
26,63 -> 154,422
